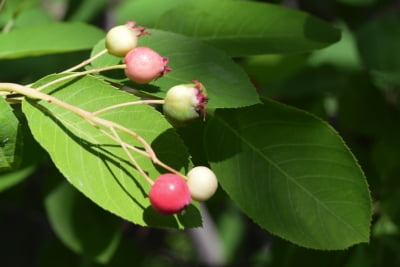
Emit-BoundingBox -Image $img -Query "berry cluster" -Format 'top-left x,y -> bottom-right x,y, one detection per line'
106,22 -> 217,215
149,167 -> 218,215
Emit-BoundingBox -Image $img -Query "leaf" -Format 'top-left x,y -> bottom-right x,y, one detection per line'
115,0 -> 185,27
132,0 -> 340,56
90,30 -> 260,109
0,0 -> 40,27
0,22 -> 104,59
0,164 -> 35,192
0,97 -> 21,171
45,180 -> 121,264
337,0 -> 377,6
66,0 -> 108,22
22,74 -> 201,228
204,99 -> 371,249
338,73 -> 395,137
356,14 -> 400,87
308,22 -> 362,71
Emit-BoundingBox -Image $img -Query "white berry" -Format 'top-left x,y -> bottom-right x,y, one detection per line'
105,21 -> 147,57
163,80 -> 208,125
187,166 -> 218,201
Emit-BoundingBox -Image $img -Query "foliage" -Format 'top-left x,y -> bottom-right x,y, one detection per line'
1,0 -> 398,266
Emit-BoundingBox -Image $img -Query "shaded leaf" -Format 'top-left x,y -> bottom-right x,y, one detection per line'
0,97 -> 21,171
0,164 -> 35,192
204,99 -> 371,249
45,180 -> 121,264
116,0 -> 185,27
356,14 -> 400,87
22,74 -> 200,228
0,0 -> 40,27
0,22 -> 104,59
90,30 -> 260,109
129,0 -> 341,56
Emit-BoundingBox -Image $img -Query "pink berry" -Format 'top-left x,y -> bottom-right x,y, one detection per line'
149,173 -> 192,215
124,46 -> 172,84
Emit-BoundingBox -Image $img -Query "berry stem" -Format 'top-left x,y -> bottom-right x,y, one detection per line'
109,126 -> 154,185
35,64 -> 126,92
62,49 -> 108,73
92,99 -> 165,116
0,82 -> 180,185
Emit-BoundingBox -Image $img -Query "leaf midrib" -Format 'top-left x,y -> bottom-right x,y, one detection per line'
217,115 -> 368,240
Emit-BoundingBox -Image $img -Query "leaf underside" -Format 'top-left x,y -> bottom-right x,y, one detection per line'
23,74 -> 201,228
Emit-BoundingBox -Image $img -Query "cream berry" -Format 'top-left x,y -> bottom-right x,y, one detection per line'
163,80 -> 208,125
187,166 -> 218,201
106,21 -> 147,57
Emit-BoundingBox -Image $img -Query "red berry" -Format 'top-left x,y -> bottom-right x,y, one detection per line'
124,46 -> 172,84
149,173 -> 191,215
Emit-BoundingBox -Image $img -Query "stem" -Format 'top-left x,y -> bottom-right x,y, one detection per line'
109,127 -> 154,185
35,64 -> 126,92
62,49 -> 108,73
0,83 -> 181,183
93,99 -> 165,116
95,125 -> 150,158
0,0 -> 5,12
2,18 -> 14,33
0,83 -> 91,118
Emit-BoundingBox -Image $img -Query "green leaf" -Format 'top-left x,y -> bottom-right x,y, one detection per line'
337,0 -> 377,6
45,180 -> 121,264
144,0 -> 340,56
22,74 -> 201,228
90,30 -> 260,109
0,97 -> 21,171
66,0 -> 108,22
0,0 -> 40,27
116,0 -> 185,27
356,14 -> 400,87
0,164 -> 35,192
0,22 -> 104,59
308,22 -> 362,71
338,74 -> 395,137
204,99 -> 371,249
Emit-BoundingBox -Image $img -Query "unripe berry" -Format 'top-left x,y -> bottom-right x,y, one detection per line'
106,21 -> 147,57
163,80 -> 208,125
124,46 -> 172,84
187,166 -> 218,201
149,173 -> 191,215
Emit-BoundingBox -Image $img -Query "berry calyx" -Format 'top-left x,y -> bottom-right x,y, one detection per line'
106,21 -> 148,57
124,46 -> 172,84
149,173 -> 192,215
187,166 -> 218,201
163,80 -> 208,125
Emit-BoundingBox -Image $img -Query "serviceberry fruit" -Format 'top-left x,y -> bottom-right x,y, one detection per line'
124,46 -> 172,84
163,80 -> 208,125
187,166 -> 218,201
149,173 -> 192,215
106,21 -> 147,57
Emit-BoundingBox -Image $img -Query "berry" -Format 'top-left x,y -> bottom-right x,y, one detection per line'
106,21 -> 147,57
163,80 -> 208,125
187,166 -> 218,201
124,46 -> 172,84
149,173 -> 191,215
